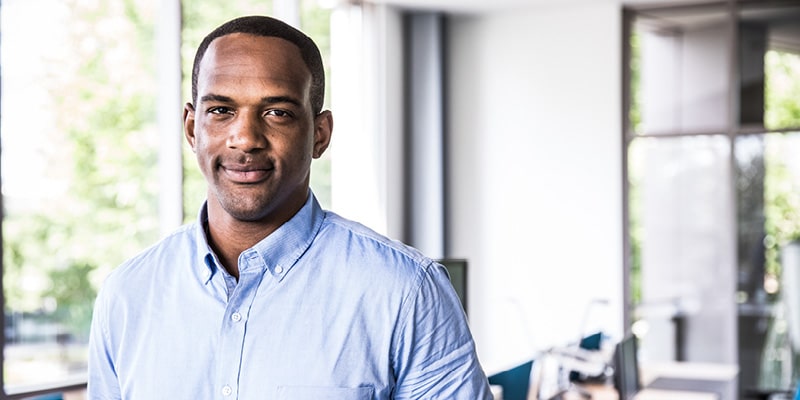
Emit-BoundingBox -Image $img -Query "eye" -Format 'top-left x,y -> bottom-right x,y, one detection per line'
266,109 -> 291,118
208,106 -> 233,115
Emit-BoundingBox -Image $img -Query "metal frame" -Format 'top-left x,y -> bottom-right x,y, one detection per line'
621,6 -> 634,336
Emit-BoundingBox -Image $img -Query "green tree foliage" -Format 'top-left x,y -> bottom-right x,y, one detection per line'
301,1 -> 332,208
763,50 -> 800,280
763,138 -> 793,278
627,33 -> 643,305
766,50 -> 800,130
628,33 -> 642,135
3,0 -> 160,339
44,262 -> 97,338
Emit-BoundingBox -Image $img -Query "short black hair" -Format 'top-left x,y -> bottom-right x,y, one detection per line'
191,15 -> 325,114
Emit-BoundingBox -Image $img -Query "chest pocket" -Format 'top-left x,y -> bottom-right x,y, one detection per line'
275,385 -> 374,400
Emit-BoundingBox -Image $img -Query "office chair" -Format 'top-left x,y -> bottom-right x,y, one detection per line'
487,360 -> 534,400
742,388 -> 794,400
30,395 -> 64,400
742,379 -> 798,400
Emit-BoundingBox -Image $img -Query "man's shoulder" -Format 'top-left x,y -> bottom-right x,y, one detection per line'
319,211 -> 435,272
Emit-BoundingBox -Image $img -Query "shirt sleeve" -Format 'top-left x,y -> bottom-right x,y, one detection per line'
391,262 -> 494,399
87,286 -> 123,399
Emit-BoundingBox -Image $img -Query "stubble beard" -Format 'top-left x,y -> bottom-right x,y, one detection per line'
212,182 -> 276,223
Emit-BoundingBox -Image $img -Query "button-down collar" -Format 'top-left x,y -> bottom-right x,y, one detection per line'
193,192 -> 325,284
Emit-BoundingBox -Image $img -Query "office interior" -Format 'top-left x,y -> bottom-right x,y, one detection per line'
1,0 -> 799,399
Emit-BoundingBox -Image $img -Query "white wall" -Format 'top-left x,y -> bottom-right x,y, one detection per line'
446,3 -> 625,373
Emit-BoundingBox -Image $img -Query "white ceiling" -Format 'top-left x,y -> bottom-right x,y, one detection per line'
360,0 -> 707,14
361,0 -> 587,13
356,0 -> 800,52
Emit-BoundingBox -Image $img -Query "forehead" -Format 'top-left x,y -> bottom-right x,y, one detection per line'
198,33 -> 311,99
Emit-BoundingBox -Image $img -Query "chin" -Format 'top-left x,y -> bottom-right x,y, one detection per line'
215,193 -> 274,222
225,202 -> 273,222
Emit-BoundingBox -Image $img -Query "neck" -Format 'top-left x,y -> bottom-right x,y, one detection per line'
203,191 -> 309,277
205,216 -> 278,280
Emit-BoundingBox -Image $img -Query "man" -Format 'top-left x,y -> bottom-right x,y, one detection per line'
88,15 -> 493,399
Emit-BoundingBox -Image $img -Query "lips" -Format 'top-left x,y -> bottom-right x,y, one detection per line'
220,164 -> 273,184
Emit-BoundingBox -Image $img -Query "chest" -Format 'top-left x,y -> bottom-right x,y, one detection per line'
113,267 -> 400,399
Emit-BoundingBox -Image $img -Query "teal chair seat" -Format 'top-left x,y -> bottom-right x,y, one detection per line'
487,360 -> 534,400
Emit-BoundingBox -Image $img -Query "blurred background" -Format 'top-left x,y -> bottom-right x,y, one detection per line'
1,0 -> 798,398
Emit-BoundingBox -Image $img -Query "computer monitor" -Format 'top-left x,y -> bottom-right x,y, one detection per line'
613,335 -> 641,400
437,259 -> 467,314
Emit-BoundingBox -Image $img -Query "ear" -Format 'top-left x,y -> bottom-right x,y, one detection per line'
183,102 -> 197,152
312,110 -> 333,159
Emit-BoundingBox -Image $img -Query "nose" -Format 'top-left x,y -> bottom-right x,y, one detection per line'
226,111 -> 268,152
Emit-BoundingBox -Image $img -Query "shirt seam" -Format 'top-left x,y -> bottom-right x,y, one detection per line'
323,214 -> 429,267
390,259 -> 435,372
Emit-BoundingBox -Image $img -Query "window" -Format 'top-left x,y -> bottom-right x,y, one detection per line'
1,0 -> 161,394
1,0 -> 332,397
624,0 -> 800,395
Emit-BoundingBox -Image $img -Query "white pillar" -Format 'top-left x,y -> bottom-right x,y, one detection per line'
273,0 -> 301,28
157,0 -> 184,236
329,4 -> 405,238
407,13 -> 445,258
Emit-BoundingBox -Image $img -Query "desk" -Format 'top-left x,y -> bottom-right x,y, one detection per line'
491,384 -> 504,399
561,362 -> 738,400
564,384 -> 717,400
639,361 -> 738,400
639,361 -> 738,386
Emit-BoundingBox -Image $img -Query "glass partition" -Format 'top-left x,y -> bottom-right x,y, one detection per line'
736,132 -> 800,391
633,3 -> 732,136
629,135 -> 735,363
626,1 -> 800,396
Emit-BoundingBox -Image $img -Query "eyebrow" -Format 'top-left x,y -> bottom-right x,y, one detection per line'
200,93 -> 303,108
200,94 -> 235,104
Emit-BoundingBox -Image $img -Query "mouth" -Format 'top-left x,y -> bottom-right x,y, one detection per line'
220,164 -> 274,184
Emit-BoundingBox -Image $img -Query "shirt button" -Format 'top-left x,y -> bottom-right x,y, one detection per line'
222,385 -> 233,396
231,312 -> 242,322
275,265 -> 284,274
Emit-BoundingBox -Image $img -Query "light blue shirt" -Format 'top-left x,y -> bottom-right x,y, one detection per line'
88,193 -> 492,399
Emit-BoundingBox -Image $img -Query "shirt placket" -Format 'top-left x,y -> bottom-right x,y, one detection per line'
216,249 -> 267,399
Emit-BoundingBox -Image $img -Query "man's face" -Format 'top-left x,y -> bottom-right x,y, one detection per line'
184,33 -> 331,224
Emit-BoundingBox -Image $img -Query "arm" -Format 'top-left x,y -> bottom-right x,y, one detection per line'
391,262 -> 494,399
87,287 -> 122,399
